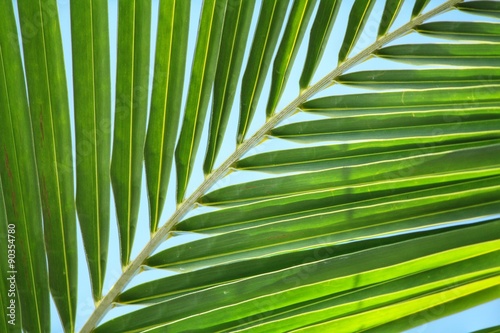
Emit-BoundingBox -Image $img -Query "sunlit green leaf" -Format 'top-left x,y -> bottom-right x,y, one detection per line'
202,142 -> 500,206
338,0 -> 376,63
16,0 -> 77,330
70,0 -> 111,301
412,0 -> 430,18
111,0 -> 152,266
95,221 -> 500,332
153,183 -> 500,271
301,85 -> 500,113
230,254 -> 500,332
337,68 -> 500,89
266,0 -> 317,117
145,0 -> 190,232
378,0 -> 404,36
204,0 -> 256,174
175,0 -> 228,202
416,22 -> 500,42
455,1 -> 500,19
238,0 -> 289,143
300,0 -> 340,89
294,277 -> 499,332
375,43 -> 500,66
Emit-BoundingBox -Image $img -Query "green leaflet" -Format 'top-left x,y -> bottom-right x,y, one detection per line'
16,0 -> 76,331
416,22 -> 500,42
121,238 -> 500,308
271,118 -> 500,143
412,0 -> 431,18
180,175 -> 500,233
338,0 -> 376,63
175,0 -> 228,203
229,254 -> 500,332
111,0 -> 152,266
95,221 -> 500,332
300,85 -> 500,113
201,142 -> 500,205
378,0 -> 404,37
375,43 -> 500,66
337,68 -> 500,89
5,0 -> 498,331
236,138 -> 500,173
237,0 -> 289,144
145,0 -> 190,233
204,0 -> 256,174
123,230 -> 455,304
294,278 -> 499,332
70,0 -> 111,301
364,287 -> 500,333
151,182 -> 500,271
266,0 -> 317,117
299,0 -> 340,89
471,325 -> 500,333
455,1 -> 500,19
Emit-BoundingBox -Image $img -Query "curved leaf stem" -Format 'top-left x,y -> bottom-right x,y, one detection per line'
79,1 -> 462,331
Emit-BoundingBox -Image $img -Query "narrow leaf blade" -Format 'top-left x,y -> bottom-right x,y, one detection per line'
375,43 -> 500,66
237,0 -> 290,144
203,0 -> 256,174
301,85 -> 500,113
175,0 -> 228,203
416,22 -> 500,42
70,0 -> 111,301
455,1 -> 500,19
412,0 -> 431,18
95,222 -> 500,332
299,0 -> 340,89
145,0 -> 190,232
0,3 -> 49,330
378,0 -> 404,37
337,68 -> 500,89
111,0 -> 152,266
294,277 -> 499,332
266,0 -> 317,117
202,142 -> 500,205
338,0 -> 376,63
17,0 -> 77,330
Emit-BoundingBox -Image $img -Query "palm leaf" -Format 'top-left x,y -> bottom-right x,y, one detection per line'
338,0 -> 377,63
375,43 -> 500,66
299,0 -> 340,89
337,68 -> 500,88
111,0 -> 152,266
15,0 -> 76,330
95,221 -> 500,332
237,0 -> 290,143
145,0 -> 190,232
1,1 -> 499,332
204,0 -> 256,173
455,1 -> 500,19
416,21 -> 500,42
266,0 -> 317,117
70,0 -> 111,301
412,0 -> 431,17
378,0 -> 404,36
175,0 -> 228,202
